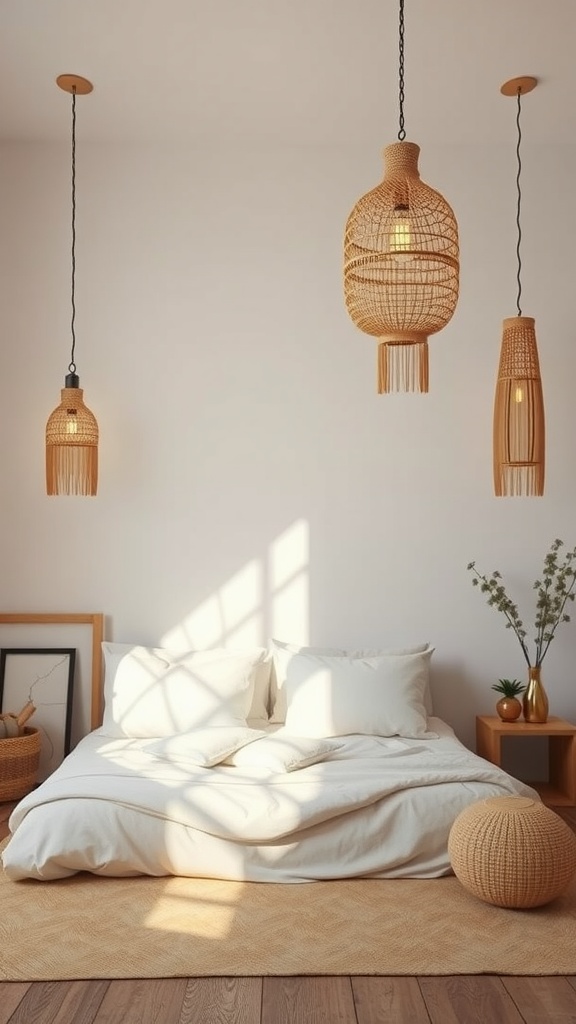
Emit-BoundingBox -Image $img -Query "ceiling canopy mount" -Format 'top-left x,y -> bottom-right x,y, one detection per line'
500,76 -> 537,97
56,74 -> 93,96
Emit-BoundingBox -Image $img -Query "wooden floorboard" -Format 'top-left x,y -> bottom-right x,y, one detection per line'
352,976 -> 431,1023
0,983 -> 31,1024
1,803 -> 575,1023
502,976 -> 576,1023
92,979 -> 189,1024
418,976 -> 524,1024
262,977 -> 357,1024
180,978 -> 262,1024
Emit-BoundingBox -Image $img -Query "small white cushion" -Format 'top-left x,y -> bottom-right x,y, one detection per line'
146,727 -> 266,767
281,649 -> 436,739
270,639 -> 432,723
225,731 -> 343,772
102,642 -> 266,738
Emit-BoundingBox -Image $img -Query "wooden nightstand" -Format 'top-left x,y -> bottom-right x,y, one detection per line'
476,715 -> 576,807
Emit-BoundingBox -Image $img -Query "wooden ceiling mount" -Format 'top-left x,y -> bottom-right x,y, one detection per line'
500,76 -> 537,97
56,74 -> 93,95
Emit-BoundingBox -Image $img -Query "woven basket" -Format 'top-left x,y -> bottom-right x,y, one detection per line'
448,795 -> 576,908
0,727 -> 41,802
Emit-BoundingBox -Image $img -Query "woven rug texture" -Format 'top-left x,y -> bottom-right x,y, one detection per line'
1,838 -> 576,980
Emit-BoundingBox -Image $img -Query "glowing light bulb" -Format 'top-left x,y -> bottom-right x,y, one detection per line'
66,410 -> 78,435
390,204 -> 412,262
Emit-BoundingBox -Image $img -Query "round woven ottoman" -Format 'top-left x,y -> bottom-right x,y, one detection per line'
448,796 -> 576,908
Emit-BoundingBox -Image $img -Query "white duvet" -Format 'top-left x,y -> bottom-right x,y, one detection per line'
2,718 -> 536,881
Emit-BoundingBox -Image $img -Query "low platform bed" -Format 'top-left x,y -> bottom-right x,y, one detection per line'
2,639 -> 535,882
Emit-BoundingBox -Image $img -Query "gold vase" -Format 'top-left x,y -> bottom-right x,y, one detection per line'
522,666 -> 549,723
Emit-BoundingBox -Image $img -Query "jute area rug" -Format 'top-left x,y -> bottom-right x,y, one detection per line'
1,839 -> 576,981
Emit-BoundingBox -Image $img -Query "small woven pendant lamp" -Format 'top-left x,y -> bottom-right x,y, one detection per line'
46,74 -> 99,496
343,0 -> 459,393
493,77 -> 545,497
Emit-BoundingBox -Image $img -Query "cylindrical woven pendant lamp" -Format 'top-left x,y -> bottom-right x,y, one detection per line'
343,0 -> 459,393
46,73 -> 99,496
344,141 -> 459,393
493,317 -> 545,497
493,77 -> 544,497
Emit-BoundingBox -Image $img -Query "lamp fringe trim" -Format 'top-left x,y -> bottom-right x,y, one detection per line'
378,340 -> 429,393
46,446 -> 98,497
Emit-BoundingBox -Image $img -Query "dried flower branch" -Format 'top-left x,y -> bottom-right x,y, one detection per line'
467,539 -> 576,669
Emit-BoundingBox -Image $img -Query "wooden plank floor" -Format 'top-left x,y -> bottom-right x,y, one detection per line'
1,803 -> 576,1024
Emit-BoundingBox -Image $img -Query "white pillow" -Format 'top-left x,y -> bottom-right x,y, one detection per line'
346,644 -> 433,716
269,641 -> 343,724
269,639 -> 432,723
146,726 -> 266,767
101,642 -> 266,738
281,649 -> 436,739
225,731 -> 343,772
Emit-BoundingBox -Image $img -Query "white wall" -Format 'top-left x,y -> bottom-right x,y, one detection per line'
1,138 -> 575,754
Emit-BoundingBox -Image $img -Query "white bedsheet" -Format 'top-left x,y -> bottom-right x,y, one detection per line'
2,718 -> 537,881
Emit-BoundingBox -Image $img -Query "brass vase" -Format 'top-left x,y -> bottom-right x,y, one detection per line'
522,665 -> 549,723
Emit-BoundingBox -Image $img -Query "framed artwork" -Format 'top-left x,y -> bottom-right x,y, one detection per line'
0,647 -> 77,780
0,612 -> 104,732
0,613 -> 104,781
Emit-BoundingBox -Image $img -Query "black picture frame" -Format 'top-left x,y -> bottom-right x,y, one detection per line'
0,647 -> 76,779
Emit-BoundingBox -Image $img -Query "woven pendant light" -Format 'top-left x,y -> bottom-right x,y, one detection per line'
46,74 -> 99,496
493,78 -> 545,497
46,375 -> 99,496
343,0 -> 459,393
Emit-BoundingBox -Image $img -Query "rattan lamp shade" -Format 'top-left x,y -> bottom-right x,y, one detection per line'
448,796 -> 576,909
46,376 -> 99,496
493,316 -> 545,497
344,141 -> 459,393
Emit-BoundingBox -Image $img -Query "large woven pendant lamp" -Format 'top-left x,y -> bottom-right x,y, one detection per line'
46,74 -> 99,496
343,0 -> 459,393
493,77 -> 544,497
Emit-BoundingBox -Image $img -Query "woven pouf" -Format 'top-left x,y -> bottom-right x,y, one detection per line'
448,796 -> 576,908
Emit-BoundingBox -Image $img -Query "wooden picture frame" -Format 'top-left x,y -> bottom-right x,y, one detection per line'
0,647 -> 76,778
0,615 -> 104,774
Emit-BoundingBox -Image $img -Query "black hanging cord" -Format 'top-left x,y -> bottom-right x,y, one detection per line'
515,88 -> 523,317
69,86 -> 77,375
397,0 -> 406,141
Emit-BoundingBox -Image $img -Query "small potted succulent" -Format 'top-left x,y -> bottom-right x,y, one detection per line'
491,679 -> 524,722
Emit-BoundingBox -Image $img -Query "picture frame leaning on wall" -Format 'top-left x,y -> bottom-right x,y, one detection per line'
0,612 -> 104,779
0,647 -> 77,779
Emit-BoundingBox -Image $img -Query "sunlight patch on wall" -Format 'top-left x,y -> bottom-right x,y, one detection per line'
160,519 -> 309,651
162,560 -> 263,651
